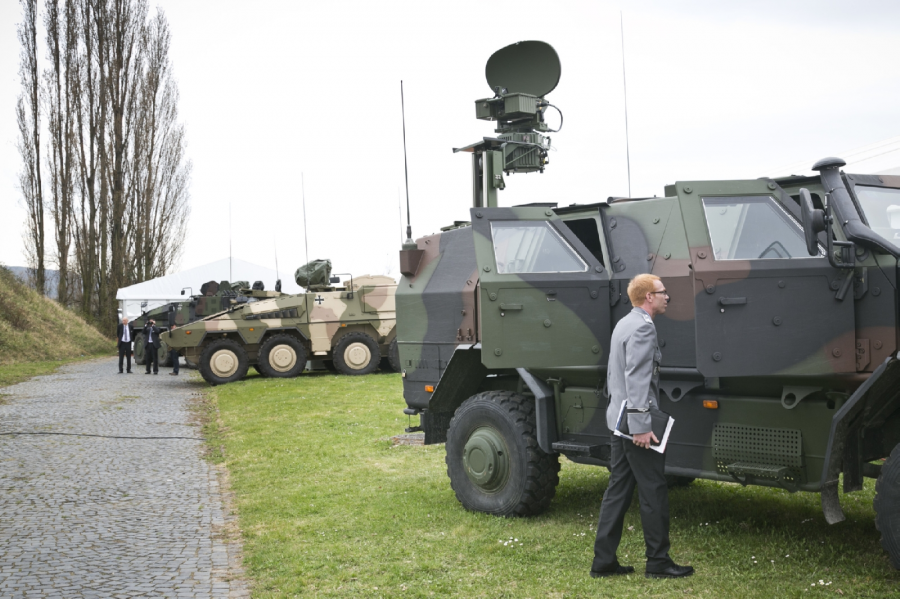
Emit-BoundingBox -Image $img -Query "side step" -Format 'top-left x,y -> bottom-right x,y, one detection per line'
727,462 -> 790,480
552,441 -> 608,460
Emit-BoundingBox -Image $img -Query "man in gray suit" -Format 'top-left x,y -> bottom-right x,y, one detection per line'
591,273 -> 694,579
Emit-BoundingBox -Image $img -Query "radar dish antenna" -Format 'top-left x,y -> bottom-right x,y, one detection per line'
485,41 -> 560,97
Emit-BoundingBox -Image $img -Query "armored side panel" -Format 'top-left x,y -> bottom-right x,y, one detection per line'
397,227 -> 479,412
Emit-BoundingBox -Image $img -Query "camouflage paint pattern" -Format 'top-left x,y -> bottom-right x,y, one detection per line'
398,171 -> 900,510
163,275 -> 397,372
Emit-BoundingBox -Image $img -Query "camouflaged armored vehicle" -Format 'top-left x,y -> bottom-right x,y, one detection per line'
162,260 -> 399,385
131,280 -> 277,367
396,40 -> 900,568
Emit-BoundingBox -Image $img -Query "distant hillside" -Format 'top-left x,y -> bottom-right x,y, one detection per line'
0,265 -> 114,366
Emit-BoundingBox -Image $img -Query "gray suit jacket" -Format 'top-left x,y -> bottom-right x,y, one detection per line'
605,307 -> 662,434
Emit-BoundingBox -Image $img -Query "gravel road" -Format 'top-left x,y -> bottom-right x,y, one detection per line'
0,357 -> 248,598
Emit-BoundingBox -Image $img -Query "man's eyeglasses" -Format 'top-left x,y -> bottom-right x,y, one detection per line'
650,290 -> 669,297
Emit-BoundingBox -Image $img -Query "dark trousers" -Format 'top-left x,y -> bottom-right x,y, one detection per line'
145,344 -> 159,373
170,349 -> 179,374
593,435 -> 674,572
118,343 -> 132,372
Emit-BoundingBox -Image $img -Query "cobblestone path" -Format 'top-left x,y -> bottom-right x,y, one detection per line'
0,358 -> 248,598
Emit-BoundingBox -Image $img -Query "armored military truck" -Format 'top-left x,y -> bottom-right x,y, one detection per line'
396,40 -> 900,569
162,261 -> 399,385
131,280 -> 278,367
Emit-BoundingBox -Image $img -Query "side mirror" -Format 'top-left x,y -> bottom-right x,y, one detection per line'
329,276 -> 340,284
180,289 -> 185,295
799,188 -> 827,256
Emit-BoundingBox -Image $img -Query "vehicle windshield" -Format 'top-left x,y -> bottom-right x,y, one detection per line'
854,185 -> 900,243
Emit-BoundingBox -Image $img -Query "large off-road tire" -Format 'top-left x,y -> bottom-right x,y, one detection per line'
133,333 -> 147,365
252,364 -> 266,376
875,444 -> 900,569
199,338 -> 249,386
380,338 -> 401,373
445,390 -> 560,517
158,341 -> 172,367
333,332 -> 380,376
257,334 -> 307,378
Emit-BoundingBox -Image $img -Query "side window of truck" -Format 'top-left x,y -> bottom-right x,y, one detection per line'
702,196 -> 812,260
558,218 -> 605,267
491,221 -> 588,274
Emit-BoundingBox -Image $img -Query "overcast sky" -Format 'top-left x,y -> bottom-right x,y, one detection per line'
2,0 -> 900,281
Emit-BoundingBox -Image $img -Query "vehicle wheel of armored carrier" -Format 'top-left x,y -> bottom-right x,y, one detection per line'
251,365 -> 266,376
258,334 -> 307,378
199,339 -> 249,386
665,475 -> 695,488
874,443 -> 900,569
133,333 -> 146,365
445,390 -> 560,517
383,338 -> 401,373
158,342 -> 171,367
333,333 -> 380,376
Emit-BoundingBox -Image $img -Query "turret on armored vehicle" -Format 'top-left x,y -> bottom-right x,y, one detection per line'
396,40 -> 900,568
130,279 -> 278,367
162,260 -> 399,385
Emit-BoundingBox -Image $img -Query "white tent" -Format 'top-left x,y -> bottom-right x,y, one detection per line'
116,257 -> 304,320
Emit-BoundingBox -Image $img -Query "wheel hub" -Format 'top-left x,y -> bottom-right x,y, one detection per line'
344,342 -> 371,369
463,426 -> 510,492
210,349 -> 238,377
270,344 -> 297,372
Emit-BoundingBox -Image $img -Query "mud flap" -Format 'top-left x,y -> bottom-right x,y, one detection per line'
820,357 -> 900,524
516,368 -> 558,454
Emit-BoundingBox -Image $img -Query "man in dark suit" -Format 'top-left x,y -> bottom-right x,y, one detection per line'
143,319 -> 161,375
591,273 -> 693,580
117,317 -> 134,374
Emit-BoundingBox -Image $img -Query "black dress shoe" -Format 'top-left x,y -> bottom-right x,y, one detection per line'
645,564 -> 694,579
118,371 -> 123,374
590,564 -> 634,578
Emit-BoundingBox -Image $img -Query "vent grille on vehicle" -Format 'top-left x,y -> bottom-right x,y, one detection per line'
713,423 -> 802,478
246,308 -> 299,320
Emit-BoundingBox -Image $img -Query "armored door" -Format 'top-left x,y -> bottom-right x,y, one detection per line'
471,206 -> 610,369
677,180 -> 856,377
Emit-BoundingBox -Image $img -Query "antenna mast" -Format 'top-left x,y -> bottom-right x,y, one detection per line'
229,202 -> 233,280
401,81 -> 413,243
302,172 -> 310,283
621,12 -> 632,197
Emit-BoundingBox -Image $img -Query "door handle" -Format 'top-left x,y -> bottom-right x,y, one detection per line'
500,303 -> 523,311
718,297 -> 747,306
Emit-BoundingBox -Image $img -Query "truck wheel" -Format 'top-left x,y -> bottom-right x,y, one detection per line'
199,339 -> 249,385
158,341 -> 171,367
665,475 -> 695,488
445,390 -> 560,517
134,333 -> 147,365
252,365 -> 266,377
875,444 -> 900,569
333,333 -> 380,376
386,338 -> 401,373
258,334 -> 307,378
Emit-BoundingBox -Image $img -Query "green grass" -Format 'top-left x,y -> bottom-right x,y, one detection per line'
208,372 -> 900,597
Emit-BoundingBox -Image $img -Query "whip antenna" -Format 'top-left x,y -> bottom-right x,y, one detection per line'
229,202 -> 233,280
302,172 -> 309,284
401,81 -> 413,242
621,12 -> 632,197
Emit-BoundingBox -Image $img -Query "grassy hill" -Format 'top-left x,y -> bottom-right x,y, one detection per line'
0,265 -> 114,385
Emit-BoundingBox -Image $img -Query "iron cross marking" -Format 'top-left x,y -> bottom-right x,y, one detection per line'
314,295 -> 325,305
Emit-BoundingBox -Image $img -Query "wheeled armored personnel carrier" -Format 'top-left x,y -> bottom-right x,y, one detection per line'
131,280 -> 277,367
162,261 -> 399,385
396,40 -> 900,568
